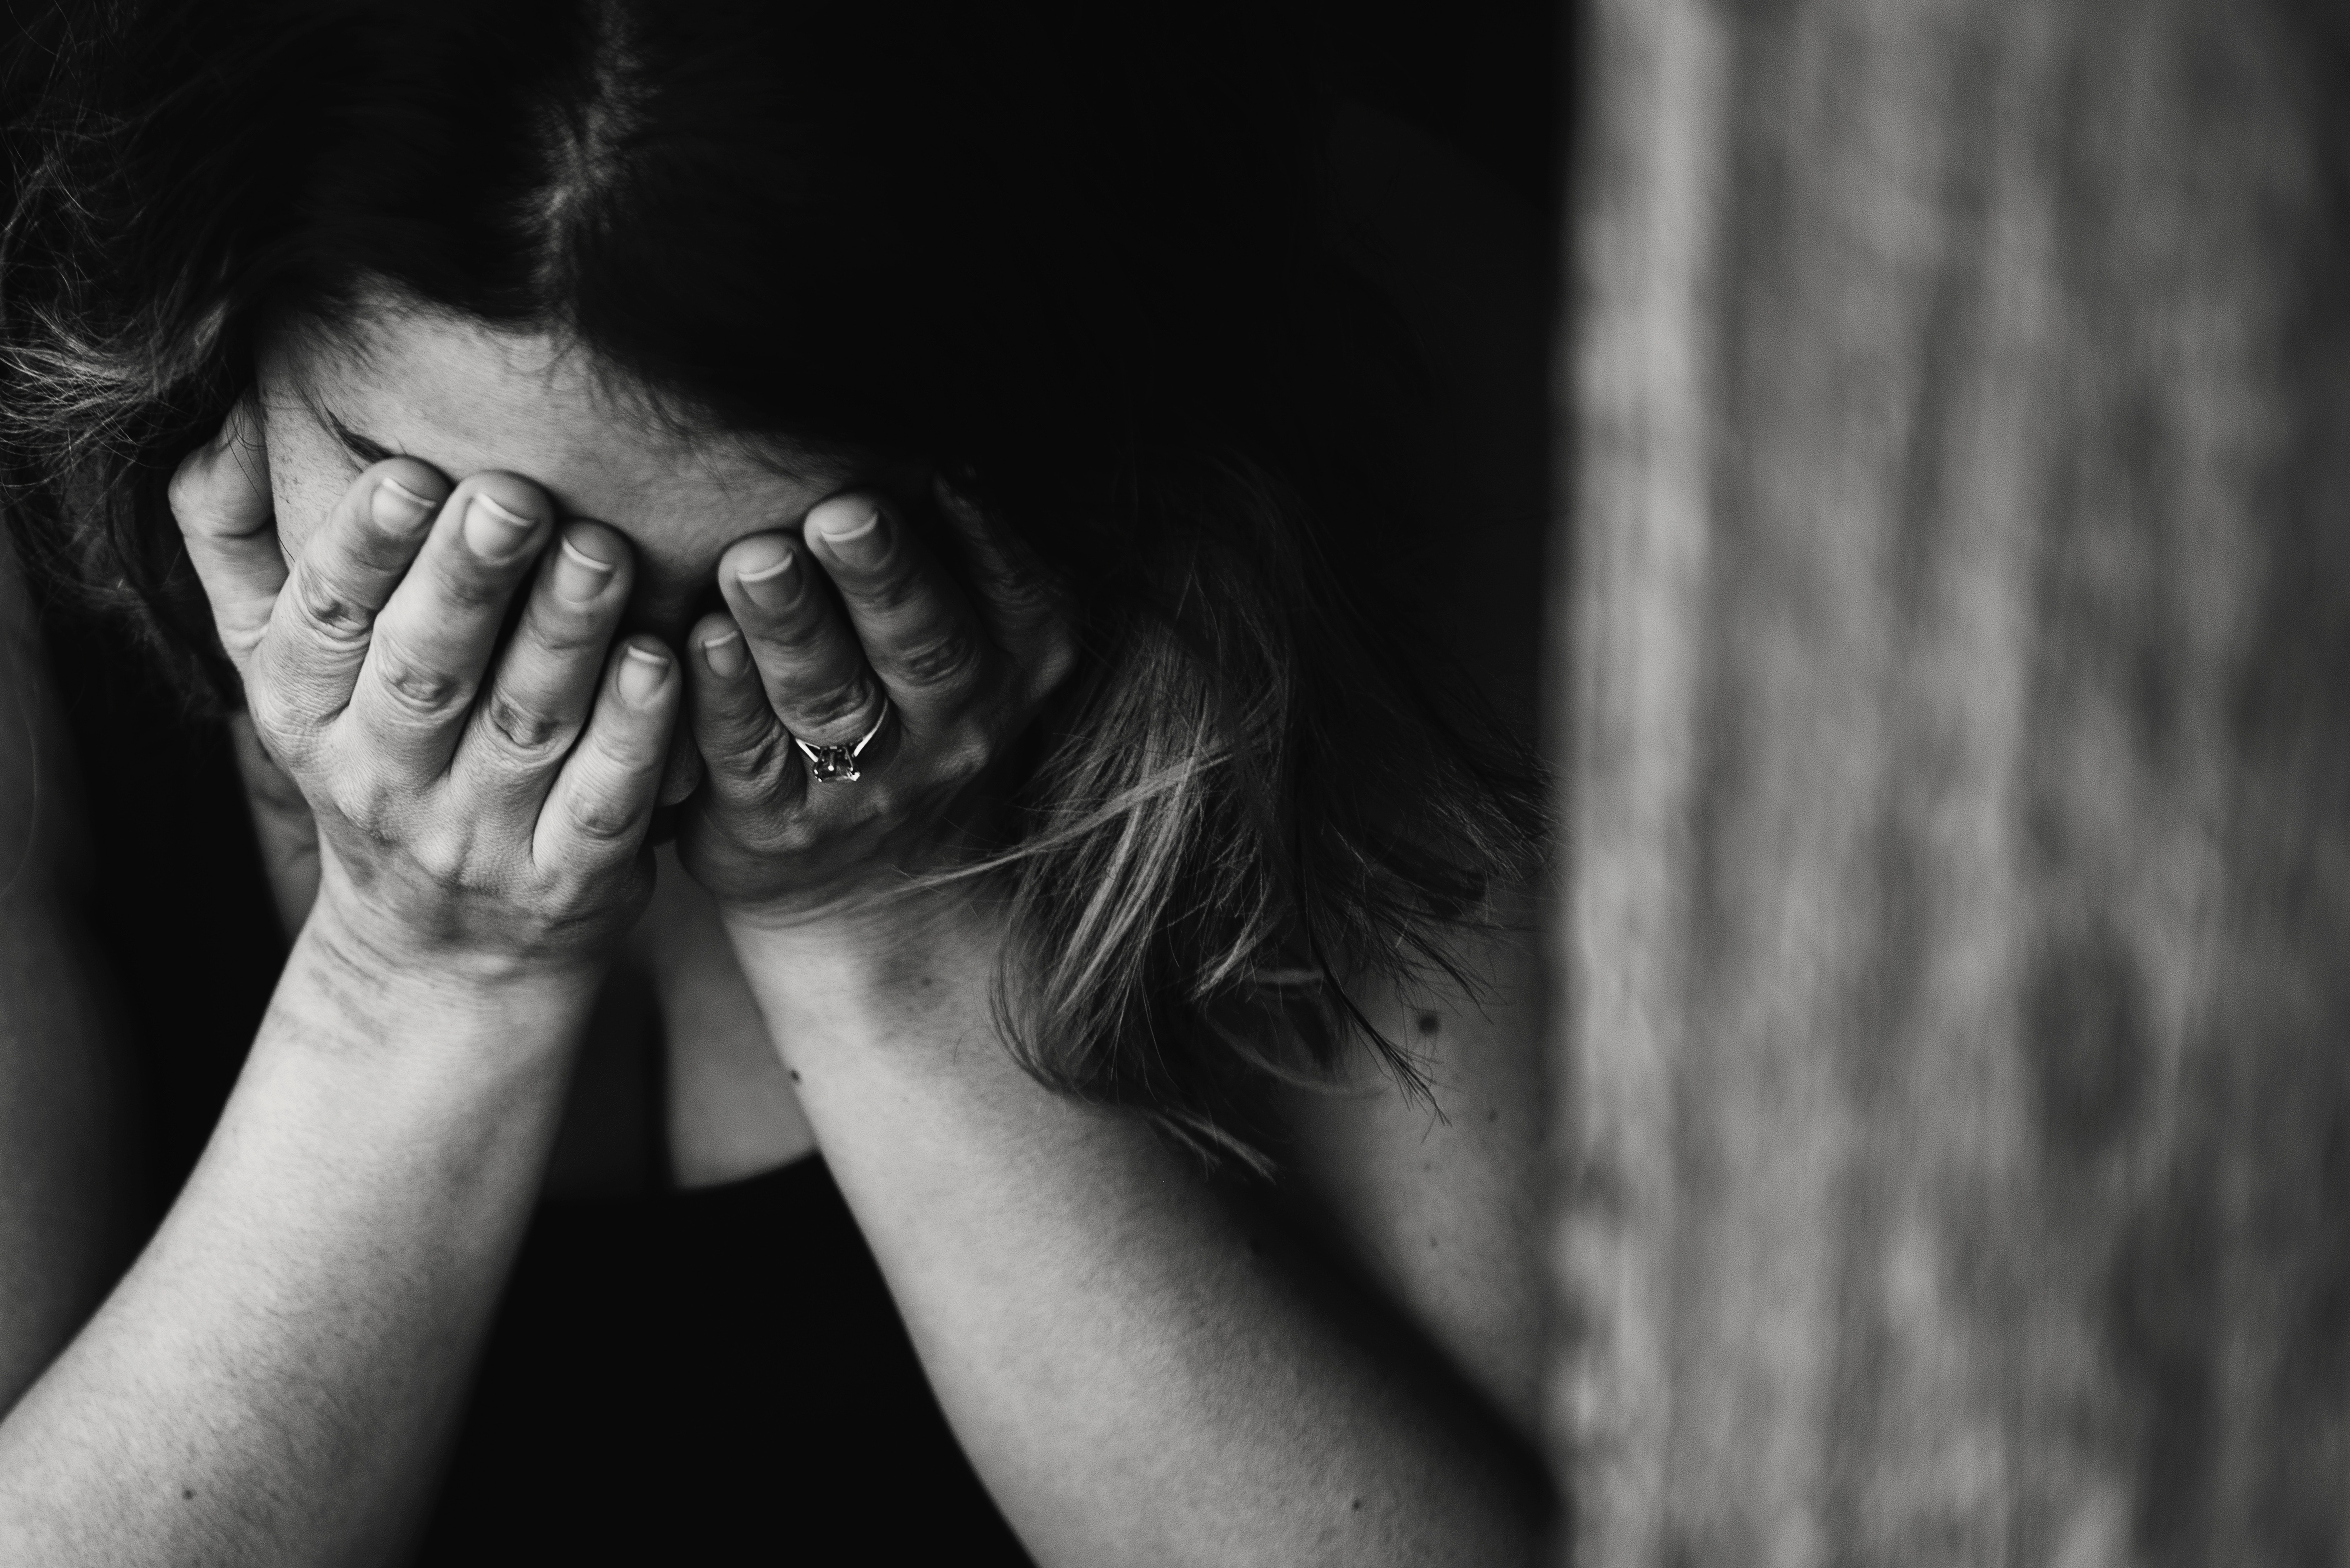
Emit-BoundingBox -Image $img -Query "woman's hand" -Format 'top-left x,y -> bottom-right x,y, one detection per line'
677,481 -> 1073,928
169,399 -> 680,982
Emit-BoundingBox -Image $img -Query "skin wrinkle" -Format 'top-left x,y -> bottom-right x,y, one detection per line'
236,305 -> 880,1199
259,306 -> 871,653
291,288 -> 855,488
1,23 -> 1552,1552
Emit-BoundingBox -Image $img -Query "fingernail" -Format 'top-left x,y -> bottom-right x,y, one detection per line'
734,540 -> 797,611
618,644 -> 671,706
812,502 -> 885,568
372,475 -> 438,532
700,626 -> 747,679
553,531 -> 617,603
463,492 -> 537,561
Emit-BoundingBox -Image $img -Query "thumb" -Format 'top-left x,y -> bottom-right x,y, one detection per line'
167,393 -> 282,673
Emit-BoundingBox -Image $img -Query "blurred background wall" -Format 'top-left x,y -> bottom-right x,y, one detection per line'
1554,2 -> 2350,1564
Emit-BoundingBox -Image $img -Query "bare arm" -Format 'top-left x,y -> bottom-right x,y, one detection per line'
0,413 -> 680,1564
664,453 -> 1550,1561
724,902 -> 1549,1567
1266,899 -> 1549,1446
0,923 -> 589,1565
0,527 -> 138,1414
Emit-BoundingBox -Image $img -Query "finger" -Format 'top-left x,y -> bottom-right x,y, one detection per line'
536,636 -> 679,868
930,474 -> 1066,660
798,494 -> 991,723
454,520 -> 633,804
684,609 -> 804,812
245,453 -> 451,746
658,712 -> 706,809
716,531 -> 889,749
346,473 -> 555,775
168,396 -> 281,671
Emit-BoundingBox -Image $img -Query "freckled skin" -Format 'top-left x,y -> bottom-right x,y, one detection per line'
0,109 -> 1553,1568
252,302 -> 866,1187
222,295 -> 1551,1568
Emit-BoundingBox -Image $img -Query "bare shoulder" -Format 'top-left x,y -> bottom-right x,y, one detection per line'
1267,904 -> 1547,1442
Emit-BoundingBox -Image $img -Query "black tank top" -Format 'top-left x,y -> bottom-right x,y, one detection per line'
417,1158 -> 1031,1563
41,602 -> 1034,1564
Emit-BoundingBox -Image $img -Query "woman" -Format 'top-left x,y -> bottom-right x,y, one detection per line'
0,2 -> 1552,1561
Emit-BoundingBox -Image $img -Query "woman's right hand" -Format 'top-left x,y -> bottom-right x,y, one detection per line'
167,397 -> 680,984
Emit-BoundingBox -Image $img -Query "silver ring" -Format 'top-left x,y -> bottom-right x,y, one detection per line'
792,699 -> 891,784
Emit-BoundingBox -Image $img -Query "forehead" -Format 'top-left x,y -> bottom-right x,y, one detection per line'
256,303 -> 853,546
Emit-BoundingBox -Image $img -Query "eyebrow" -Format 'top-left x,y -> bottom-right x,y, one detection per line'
324,410 -> 403,465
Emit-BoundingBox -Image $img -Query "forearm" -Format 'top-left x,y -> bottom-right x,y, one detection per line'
0,913 -> 591,1567
727,901 -> 1545,1568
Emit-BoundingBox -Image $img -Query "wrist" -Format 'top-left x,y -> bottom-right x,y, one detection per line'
721,885 -> 1010,1060
305,865 -> 606,986
280,894 -> 601,1070
722,878 -> 998,978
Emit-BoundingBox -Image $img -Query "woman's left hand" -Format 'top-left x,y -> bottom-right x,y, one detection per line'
676,479 -> 1073,928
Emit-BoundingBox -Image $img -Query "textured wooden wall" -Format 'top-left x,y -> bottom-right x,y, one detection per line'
1552,2 -> 2350,1564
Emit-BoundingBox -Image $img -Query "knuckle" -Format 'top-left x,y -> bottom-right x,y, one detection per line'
371,641 -> 469,718
340,765 -> 401,832
891,624 -> 982,689
289,562 -> 378,649
938,725 -> 994,782
707,720 -> 794,786
789,677 -> 878,733
766,816 -> 826,856
565,784 -> 641,845
480,687 -> 572,760
412,834 -> 469,887
987,572 -> 1058,619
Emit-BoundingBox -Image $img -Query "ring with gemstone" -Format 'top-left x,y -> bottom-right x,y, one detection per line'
793,699 -> 891,784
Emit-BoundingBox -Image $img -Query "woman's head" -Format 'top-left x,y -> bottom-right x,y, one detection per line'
255,300 -> 872,645
13,0 -> 1338,627
5,0 -> 1543,1159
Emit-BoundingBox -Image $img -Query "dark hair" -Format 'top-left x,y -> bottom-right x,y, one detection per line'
2,0 -> 1545,1159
